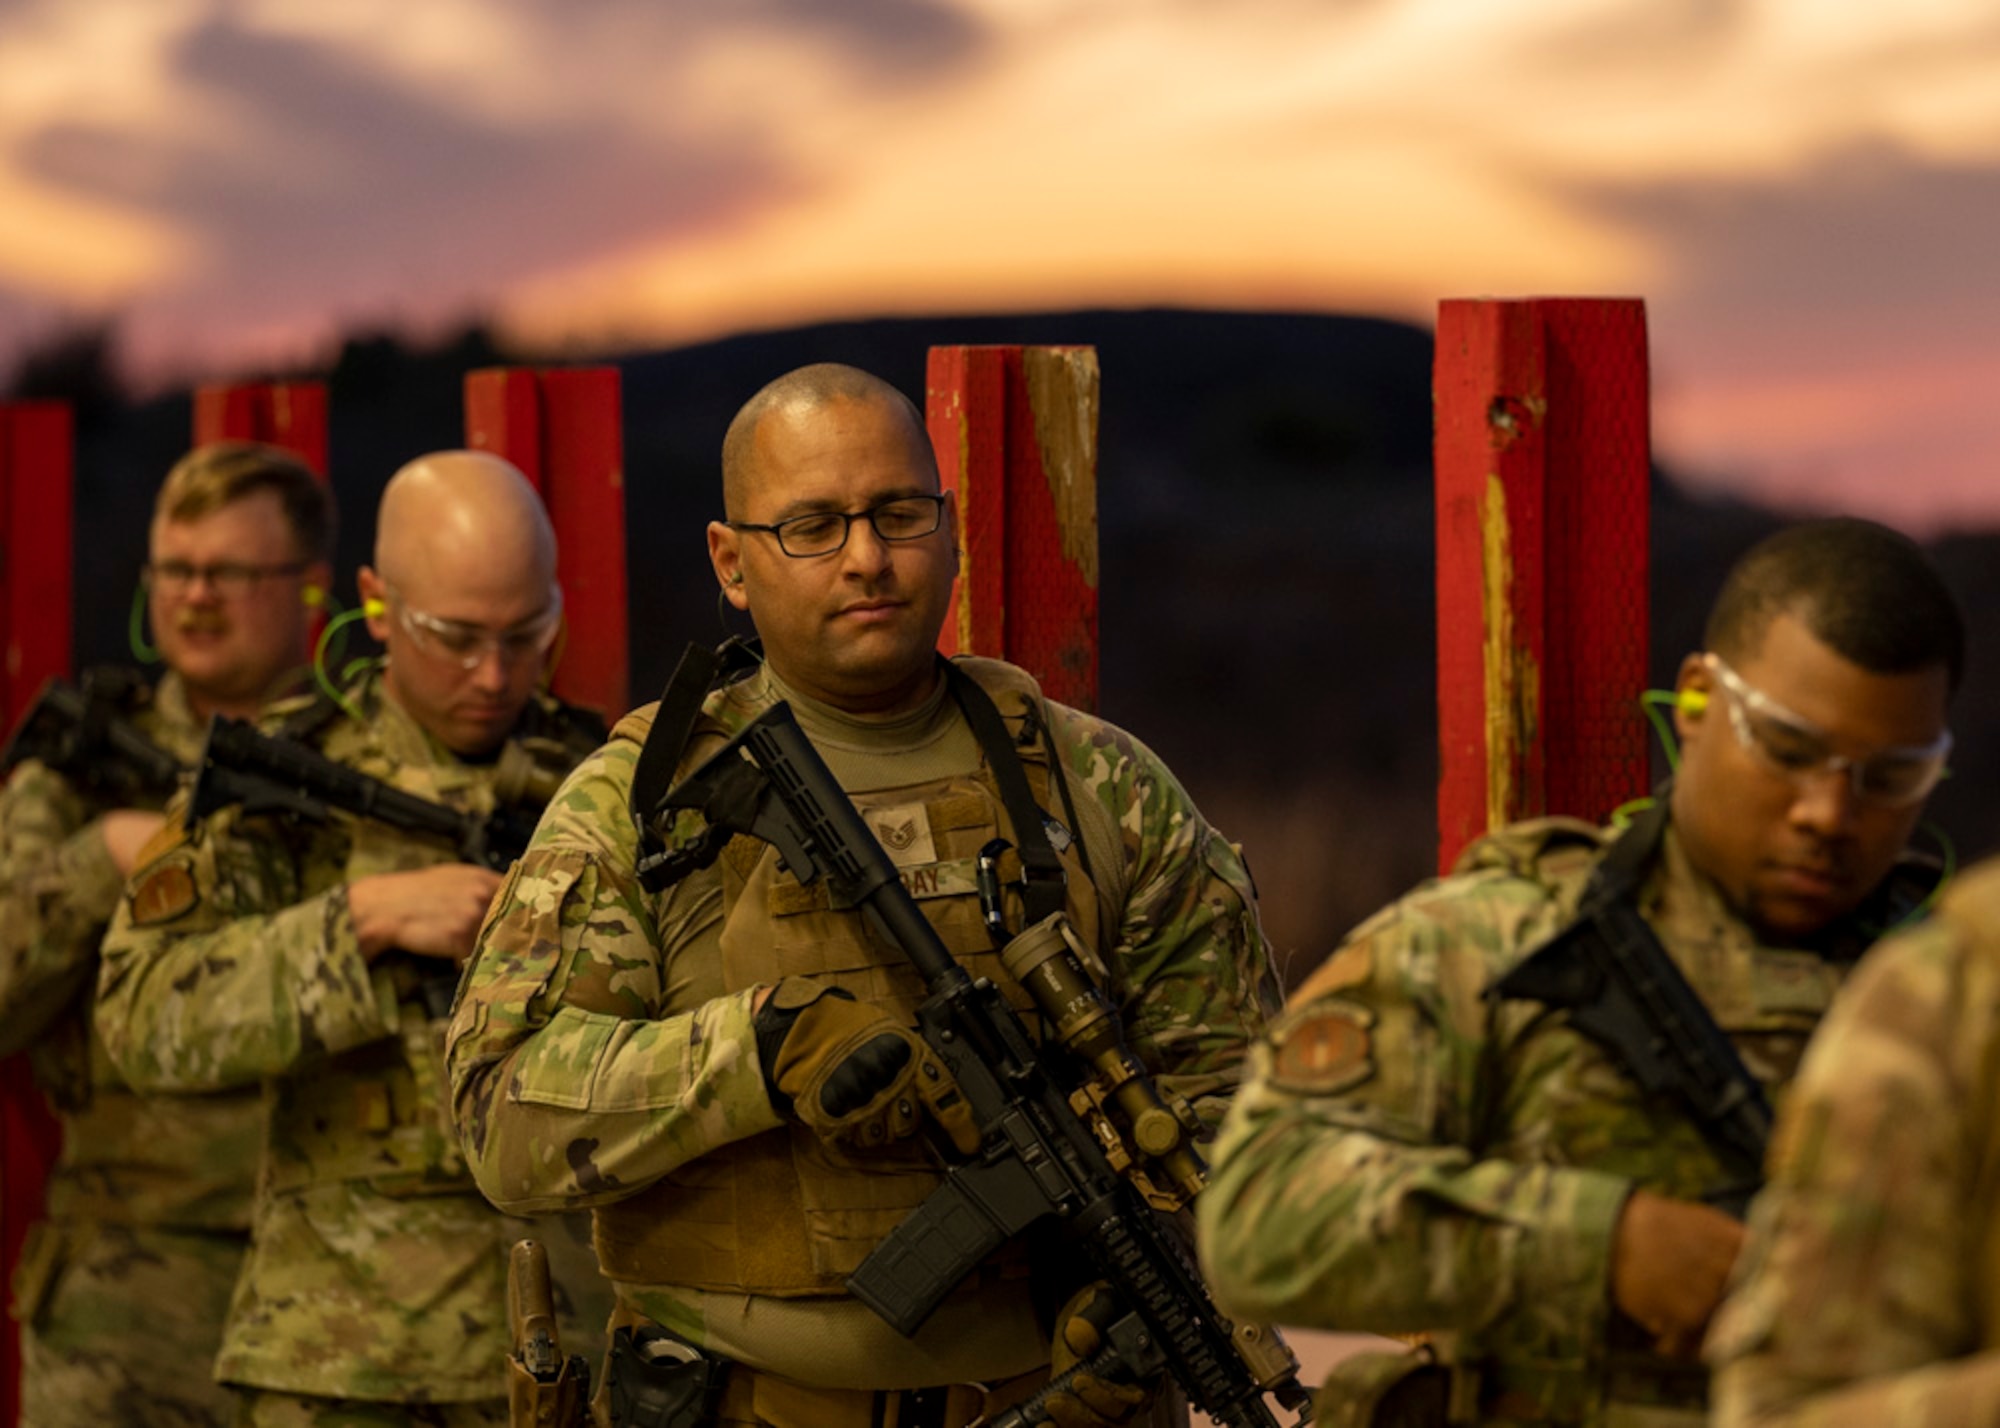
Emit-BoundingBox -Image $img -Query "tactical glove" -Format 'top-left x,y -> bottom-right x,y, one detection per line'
1033,1283 -> 1153,1428
755,978 -> 975,1152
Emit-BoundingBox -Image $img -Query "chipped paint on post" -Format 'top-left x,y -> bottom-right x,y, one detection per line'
1479,471 -> 1539,838
1024,347 -> 1100,590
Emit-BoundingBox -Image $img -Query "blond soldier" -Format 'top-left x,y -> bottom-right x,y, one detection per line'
1,443 -> 330,1428
96,453 -> 608,1428
447,365 -> 1282,1428
1707,855 -> 2000,1425
1198,519 -> 1962,1428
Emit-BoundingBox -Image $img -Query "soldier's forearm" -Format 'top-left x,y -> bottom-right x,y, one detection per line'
0,821 -> 127,1054
97,890 -> 392,1091
455,990 -> 782,1212
0,954 -> 94,1058
1200,1107 -> 1629,1341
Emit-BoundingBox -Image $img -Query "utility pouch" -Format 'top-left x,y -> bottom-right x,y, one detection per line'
1316,1346 -> 1450,1428
606,1323 -> 731,1428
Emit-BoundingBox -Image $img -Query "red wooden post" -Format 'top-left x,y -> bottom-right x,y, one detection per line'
1,403 -> 73,728
0,400 -> 73,1428
926,346 -> 1100,713
192,381 -> 328,474
1434,299 -> 1651,872
464,367 -> 629,719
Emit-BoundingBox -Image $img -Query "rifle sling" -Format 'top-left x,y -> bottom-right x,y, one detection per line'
942,663 -> 1068,930
630,639 -> 764,878
1512,798 -> 1774,1177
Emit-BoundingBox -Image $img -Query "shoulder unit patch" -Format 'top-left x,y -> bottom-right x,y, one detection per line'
129,857 -> 199,926
1269,1000 -> 1376,1095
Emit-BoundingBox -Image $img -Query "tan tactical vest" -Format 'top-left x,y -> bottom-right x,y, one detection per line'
593,659 -> 1107,1296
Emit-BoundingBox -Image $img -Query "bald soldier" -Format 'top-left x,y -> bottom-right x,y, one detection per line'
97,452 -> 609,1428
2,443 -> 329,1427
446,364 -> 1282,1428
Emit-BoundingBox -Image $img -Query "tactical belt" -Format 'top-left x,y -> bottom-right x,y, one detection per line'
1480,1354 -> 1711,1426
707,1362 -> 1045,1428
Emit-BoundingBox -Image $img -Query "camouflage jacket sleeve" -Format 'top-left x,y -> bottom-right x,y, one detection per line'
1707,874 -> 2000,1427
1051,707 -> 1281,1127
1196,872 -> 1631,1346
95,797 -> 394,1093
0,761 -> 123,1057
446,736 -> 781,1215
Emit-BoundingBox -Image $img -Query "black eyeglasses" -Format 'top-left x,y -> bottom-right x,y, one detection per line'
726,494 -> 946,558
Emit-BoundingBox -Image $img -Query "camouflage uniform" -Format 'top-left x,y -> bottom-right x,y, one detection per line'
446,657 -> 1280,1425
94,672 -> 612,1425
1707,856 -> 2000,1426
1,670 -> 262,1428
1198,814 -> 1912,1428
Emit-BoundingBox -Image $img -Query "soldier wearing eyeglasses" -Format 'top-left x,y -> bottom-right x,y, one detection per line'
95,451 -> 610,1428
1196,518 -> 1963,1428
0,443 -> 331,1428
445,364 -> 1282,1428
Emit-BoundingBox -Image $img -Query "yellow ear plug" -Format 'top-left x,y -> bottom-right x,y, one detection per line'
1677,688 -> 1709,717
362,597 -> 387,618
302,584 -> 326,608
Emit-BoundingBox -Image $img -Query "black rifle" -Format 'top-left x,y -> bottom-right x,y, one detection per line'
185,714 -> 542,872
2,672 -> 182,804
187,715 -> 546,1018
1487,802 -> 1772,1216
650,700 -> 1313,1428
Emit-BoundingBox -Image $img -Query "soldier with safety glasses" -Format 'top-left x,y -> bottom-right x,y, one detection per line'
97,452 -> 610,1428
1198,517 -> 1963,1428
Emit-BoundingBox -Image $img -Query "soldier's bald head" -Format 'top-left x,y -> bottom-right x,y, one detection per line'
375,450 -> 556,608
720,364 -> 935,520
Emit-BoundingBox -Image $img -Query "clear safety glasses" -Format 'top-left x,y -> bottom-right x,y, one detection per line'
389,585 -> 563,671
1704,653 -> 1951,808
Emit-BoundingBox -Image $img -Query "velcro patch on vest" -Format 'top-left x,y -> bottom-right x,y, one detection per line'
1269,1001 -> 1375,1095
862,801 -> 938,867
897,858 -> 981,902
128,857 -> 198,927
770,879 -> 834,915
926,793 -> 991,833
767,855 -> 982,912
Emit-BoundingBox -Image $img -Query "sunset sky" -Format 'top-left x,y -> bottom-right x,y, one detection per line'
4,0 -> 1999,530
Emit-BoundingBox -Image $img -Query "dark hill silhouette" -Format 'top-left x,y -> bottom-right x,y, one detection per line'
15,307 -> 1997,968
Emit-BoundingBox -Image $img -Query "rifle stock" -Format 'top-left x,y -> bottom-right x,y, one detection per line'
2,673 -> 182,802
652,701 -> 1313,1428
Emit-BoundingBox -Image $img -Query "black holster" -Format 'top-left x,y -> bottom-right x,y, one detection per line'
605,1323 -> 731,1428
